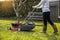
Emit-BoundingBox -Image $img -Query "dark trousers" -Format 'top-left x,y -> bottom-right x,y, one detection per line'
43,12 -> 54,32
43,12 -> 58,32
43,12 -> 54,26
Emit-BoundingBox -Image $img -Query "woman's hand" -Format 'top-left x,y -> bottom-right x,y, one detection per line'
32,6 -> 37,8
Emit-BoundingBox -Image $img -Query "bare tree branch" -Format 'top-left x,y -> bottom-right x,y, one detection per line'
12,0 -> 27,22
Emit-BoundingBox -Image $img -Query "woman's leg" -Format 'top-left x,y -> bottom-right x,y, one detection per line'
47,12 -> 58,33
47,12 -> 54,25
43,12 -> 48,32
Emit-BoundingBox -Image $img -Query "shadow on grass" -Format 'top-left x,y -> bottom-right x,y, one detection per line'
19,30 -> 35,32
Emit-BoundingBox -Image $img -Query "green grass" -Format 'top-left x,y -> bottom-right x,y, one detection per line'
0,19 -> 60,40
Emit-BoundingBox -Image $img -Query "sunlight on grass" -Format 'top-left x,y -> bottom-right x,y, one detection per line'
0,19 -> 60,40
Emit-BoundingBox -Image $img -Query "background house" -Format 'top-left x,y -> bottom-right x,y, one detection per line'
49,0 -> 60,21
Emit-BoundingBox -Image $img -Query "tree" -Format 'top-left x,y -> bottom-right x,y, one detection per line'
12,0 -> 27,23
12,0 -> 40,23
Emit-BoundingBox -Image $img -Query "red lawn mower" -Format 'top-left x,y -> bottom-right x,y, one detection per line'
8,21 -> 35,31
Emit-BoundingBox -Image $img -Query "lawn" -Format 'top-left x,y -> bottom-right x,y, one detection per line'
0,19 -> 60,40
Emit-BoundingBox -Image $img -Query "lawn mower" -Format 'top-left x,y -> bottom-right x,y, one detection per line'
8,21 -> 35,31
8,9 -> 35,31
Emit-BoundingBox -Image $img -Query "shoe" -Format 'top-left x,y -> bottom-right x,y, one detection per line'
53,31 -> 58,33
52,25 -> 58,33
53,31 -> 59,35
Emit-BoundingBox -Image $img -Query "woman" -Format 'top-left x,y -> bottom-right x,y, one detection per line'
32,0 -> 58,33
